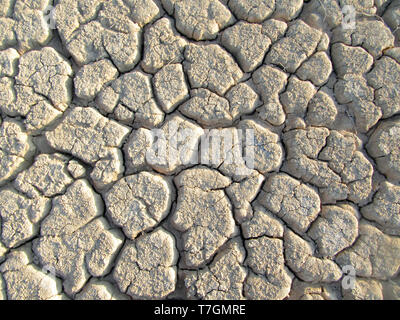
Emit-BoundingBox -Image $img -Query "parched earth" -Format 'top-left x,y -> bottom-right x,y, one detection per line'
0,0 -> 400,300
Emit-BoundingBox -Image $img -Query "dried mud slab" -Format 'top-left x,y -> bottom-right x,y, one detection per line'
113,228 -> 178,299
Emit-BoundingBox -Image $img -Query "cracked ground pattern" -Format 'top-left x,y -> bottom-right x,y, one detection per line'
0,0 -> 400,300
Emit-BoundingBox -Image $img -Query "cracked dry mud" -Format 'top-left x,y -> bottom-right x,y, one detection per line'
0,0 -> 400,301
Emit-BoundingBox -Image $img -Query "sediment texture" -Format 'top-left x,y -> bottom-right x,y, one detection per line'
0,0 -> 400,300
